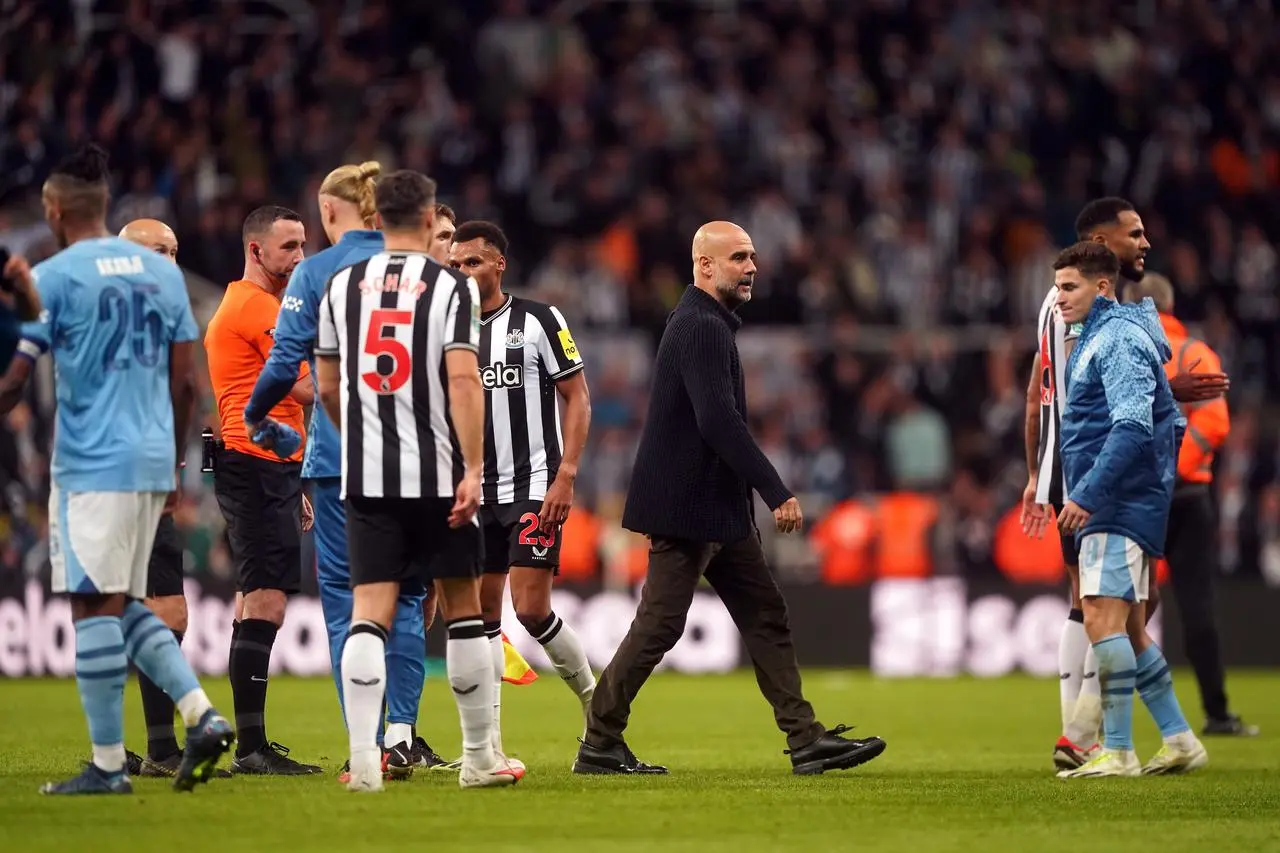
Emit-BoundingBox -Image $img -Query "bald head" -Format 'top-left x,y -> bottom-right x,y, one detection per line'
120,219 -> 178,263
692,221 -> 757,310
1121,271 -> 1174,314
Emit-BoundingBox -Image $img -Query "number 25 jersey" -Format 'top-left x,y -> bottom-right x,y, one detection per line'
19,237 -> 199,492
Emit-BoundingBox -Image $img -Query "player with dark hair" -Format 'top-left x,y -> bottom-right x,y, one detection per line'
0,143 -> 233,794
206,205 -> 321,774
316,171 -> 518,790
1022,198 -> 1229,771
1050,241 -> 1207,778
246,164 -> 455,780
448,220 -> 595,770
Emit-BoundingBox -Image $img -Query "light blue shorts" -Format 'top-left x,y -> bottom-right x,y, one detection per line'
1078,532 -> 1151,603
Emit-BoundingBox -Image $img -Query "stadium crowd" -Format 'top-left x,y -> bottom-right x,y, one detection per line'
1,0 -> 1279,587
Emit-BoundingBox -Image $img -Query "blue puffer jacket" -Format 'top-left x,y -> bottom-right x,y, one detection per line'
1060,296 -> 1186,557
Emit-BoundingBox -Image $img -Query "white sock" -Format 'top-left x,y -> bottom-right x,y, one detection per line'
342,623 -> 388,765
1066,645 -> 1103,746
175,688 -> 214,729
488,631 -> 504,754
384,722 -> 413,750
93,743 -> 127,774
447,619 -> 495,768
536,613 -> 596,700
1058,615 -> 1090,736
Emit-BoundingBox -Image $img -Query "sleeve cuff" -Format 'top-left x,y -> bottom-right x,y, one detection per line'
550,362 -> 586,381
314,346 -> 339,356
16,339 -> 44,361
443,342 -> 479,353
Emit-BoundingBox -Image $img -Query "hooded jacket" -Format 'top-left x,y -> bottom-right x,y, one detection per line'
1060,296 -> 1185,556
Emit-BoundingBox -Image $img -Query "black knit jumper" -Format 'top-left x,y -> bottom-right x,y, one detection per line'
622,285 -> 792,542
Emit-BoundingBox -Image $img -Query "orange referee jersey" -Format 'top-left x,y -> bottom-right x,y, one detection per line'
1160,314 -> 1229,483
205,279 -> 309,463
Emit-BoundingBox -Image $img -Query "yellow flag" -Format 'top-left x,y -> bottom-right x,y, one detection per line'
501,633 -> 537,685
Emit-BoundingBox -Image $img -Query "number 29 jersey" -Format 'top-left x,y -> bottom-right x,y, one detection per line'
317,251 -> 480,501
477,294 -> 584,505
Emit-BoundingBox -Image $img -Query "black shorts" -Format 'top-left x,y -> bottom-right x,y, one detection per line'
213,448 -> 302,594
345,495 -> 483,588
1053,501 -> 1081,567
480,500 -> 562,575
146,513 -> 185,598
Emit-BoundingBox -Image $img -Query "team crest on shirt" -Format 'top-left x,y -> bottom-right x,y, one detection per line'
505,329 -> 525,348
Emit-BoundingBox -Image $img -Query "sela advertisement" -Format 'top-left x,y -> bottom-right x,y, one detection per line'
3,575 -> 1274,679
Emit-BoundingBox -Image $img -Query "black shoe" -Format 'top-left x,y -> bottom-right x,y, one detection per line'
385,742 -> 414,780
231,742 -> 323,775
786,725 -> 886,776
411,736 -> 458,771
81,749 -> 144,777
1203,715 -> 1259,737
572,739 -> 668,775
140,750 -> 233,779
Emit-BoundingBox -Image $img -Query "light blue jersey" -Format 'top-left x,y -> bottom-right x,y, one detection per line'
19,237 -> 198,493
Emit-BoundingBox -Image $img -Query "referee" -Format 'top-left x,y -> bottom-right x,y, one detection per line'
573,221 -> 886,776
1122,274 -> 1257,737
205,206 -> 320,775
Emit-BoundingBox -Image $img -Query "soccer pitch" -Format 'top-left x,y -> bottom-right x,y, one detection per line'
1,670 -> 1278,852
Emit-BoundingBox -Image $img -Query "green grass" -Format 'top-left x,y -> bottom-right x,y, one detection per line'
1,670 -> 1278,852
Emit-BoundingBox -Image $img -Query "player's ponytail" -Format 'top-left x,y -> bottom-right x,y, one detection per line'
319,161 -> 383,228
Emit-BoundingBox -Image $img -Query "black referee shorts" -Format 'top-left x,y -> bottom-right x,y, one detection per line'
213,448 -> 303,595
345,495 -> 483,588
146,513 -> 185,598
480,500 -> 563,575
1052,500 -> 1081,567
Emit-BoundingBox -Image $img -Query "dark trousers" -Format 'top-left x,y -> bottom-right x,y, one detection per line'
586,533 -> 826,751
1165,488 -> 1229,721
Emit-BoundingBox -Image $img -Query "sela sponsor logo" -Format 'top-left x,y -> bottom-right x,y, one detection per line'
869,579 -> 1161,678
0,580 -> 741,677
480,362 -> 524,389
0,580 -> 334,678
281,295 -> 304,313
505,329 -> 524,348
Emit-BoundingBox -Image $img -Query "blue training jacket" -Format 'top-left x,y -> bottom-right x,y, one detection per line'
244,229 -> 384,480
1060,295 -> 1186,557
1059,295 -> 1177,555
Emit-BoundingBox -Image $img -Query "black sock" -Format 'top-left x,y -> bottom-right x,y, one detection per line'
139,630 -> 184,759
229,619 -> 240,674
229,618 -> 277,757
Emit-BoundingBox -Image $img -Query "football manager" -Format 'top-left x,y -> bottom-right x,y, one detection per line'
572,221 -> 887,776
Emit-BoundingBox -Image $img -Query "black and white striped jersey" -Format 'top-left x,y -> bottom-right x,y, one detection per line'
1033,285 -> 1081,506
316,251 -> 480,500
477,294 -> 584,504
